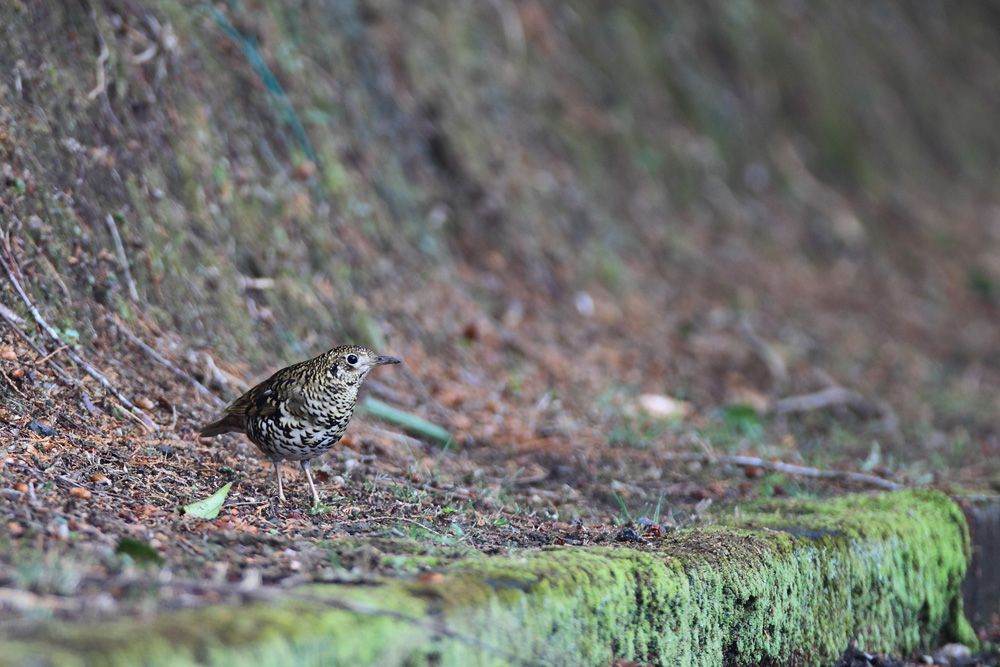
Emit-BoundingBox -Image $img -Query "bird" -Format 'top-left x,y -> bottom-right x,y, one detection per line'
198,345 -> 401,506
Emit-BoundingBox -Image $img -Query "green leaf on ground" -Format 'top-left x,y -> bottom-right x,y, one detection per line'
181,482 -> 233,519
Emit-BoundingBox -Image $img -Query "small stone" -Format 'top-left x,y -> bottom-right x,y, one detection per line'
614,527 -> 643,543
574,291 -> 595,317
932,643 -> 971,666
27,419 -> 56,437
156,444 -> 174,456
637,394 -> 691,420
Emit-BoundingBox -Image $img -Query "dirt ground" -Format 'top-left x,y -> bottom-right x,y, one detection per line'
2,249 -> 999,662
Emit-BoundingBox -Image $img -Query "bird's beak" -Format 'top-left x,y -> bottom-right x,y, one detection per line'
371,355 -> 402,367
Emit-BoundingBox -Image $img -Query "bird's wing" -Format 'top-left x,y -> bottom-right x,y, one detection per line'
226,371 -> 308,419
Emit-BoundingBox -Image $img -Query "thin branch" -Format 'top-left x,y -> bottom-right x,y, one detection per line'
166,400 -> 178,431
106,396 -> 155,431
5,461 -> 133,501
772,386 -> 900,434
0,301 -> 26,325
389,516 -> 446,537
509,469 -> 550,486
0,367 -> 27,399
35,251 -> 71,301
0,250 -> 157,432
773,386 -> 866,414
87,10 -> 126,132
87,11 -> 110,102
952,494 -> 1000,503
0,292 -> 85,389
738,314 -> 788,389
659,452 -> 903,490
35,344 -> 68,366
106,214 -> 139,300
109,315 -> 224,406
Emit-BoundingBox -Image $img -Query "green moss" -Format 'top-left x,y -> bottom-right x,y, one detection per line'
3,490 -> 973,666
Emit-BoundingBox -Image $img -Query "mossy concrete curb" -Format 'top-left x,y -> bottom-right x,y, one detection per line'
5,490 -> 974,666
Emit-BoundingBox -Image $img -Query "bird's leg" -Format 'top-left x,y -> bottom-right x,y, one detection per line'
274,461 -> 286,503
301,461 -> 320,507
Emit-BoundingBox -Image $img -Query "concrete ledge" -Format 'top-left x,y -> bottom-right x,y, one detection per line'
5,490 -> 974,666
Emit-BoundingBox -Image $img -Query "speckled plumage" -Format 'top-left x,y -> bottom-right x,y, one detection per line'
198,345 -> 401,505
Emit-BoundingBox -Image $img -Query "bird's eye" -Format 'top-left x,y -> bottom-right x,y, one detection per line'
346,354 -> 359,365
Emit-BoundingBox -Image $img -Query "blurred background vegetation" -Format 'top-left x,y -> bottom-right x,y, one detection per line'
3,0 -> 1000,485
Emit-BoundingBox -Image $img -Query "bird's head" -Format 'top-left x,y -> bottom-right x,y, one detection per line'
327,345 -> 402,385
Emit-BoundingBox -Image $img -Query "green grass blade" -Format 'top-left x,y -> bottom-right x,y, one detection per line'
359,397 -> 452,444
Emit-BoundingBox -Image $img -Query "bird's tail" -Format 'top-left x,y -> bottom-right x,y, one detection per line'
199,414 -> 246,437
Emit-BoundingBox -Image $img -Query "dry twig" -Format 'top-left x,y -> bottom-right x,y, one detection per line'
0,301 -> 26,326
6,461 -> 132,501
388,516 -> 446,537
0,248 -> 157,432
737,315 -> 788,390
772,386 -> 900,433
773,386 -> 866,414
0,367 -> 27,399
105,215 -> 139,300
0,287 -> 84,388
35,251 -> 71,301
87,11 -> 110,102
110,315 -> 224,406
660,451 -> 902,490
35,345 -> 68,366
